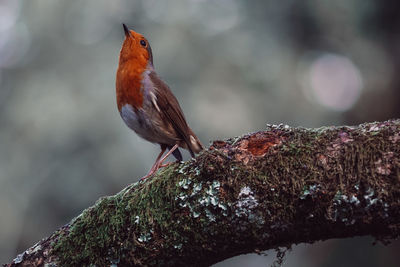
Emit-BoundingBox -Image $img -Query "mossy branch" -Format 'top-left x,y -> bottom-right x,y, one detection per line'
6,120 -> 400,267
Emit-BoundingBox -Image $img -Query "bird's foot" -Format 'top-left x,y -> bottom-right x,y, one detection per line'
158,161 -> 174,168
140,164 -> 159,180
140,172 -> 153,181
140,161 -> 179,180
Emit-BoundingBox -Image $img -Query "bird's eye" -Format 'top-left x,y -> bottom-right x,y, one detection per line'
140,40 -> 146,47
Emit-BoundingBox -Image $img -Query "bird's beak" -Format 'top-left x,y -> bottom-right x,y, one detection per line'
123,23 -> 131,37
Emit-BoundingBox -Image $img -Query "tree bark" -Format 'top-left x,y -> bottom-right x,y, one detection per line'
5,120 -> 400,267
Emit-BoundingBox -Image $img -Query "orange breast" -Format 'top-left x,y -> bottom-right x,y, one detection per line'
116,61 -> 146,111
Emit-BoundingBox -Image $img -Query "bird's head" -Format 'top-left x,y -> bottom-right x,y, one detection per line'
119,24 -> 153,67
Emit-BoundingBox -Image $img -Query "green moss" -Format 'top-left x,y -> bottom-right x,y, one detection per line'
50,120 -> 400,266
52,164 -> 183,265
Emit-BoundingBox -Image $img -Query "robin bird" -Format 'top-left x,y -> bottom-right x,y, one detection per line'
116,24 -> 203,180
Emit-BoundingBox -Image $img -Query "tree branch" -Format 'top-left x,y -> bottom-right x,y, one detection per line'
6,120 -> 400,267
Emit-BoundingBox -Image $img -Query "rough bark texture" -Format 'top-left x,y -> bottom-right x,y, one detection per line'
5,120 -> 400,267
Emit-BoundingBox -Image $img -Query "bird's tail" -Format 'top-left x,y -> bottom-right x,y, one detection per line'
187,128 -> 203,157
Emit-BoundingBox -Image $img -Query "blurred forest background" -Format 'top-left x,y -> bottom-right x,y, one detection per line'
1,0 -> 399,266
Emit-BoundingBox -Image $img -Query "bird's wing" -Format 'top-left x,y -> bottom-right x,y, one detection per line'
149,71 -> 197,156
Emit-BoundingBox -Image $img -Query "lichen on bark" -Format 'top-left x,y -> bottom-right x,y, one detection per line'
6,119 -> 400,267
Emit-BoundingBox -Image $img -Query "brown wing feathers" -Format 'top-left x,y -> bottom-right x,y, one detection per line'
149,72 -> 199,157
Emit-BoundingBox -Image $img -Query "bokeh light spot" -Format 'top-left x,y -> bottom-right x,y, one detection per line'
0,0 -> 21,32
309,53 -> 363,111
0,22 -> 31,68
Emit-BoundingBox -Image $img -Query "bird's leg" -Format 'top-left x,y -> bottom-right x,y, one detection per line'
141,145 -> 167,180
158,162 -> 174,168
159,145 -> 182,167
157,144 -> 179,168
